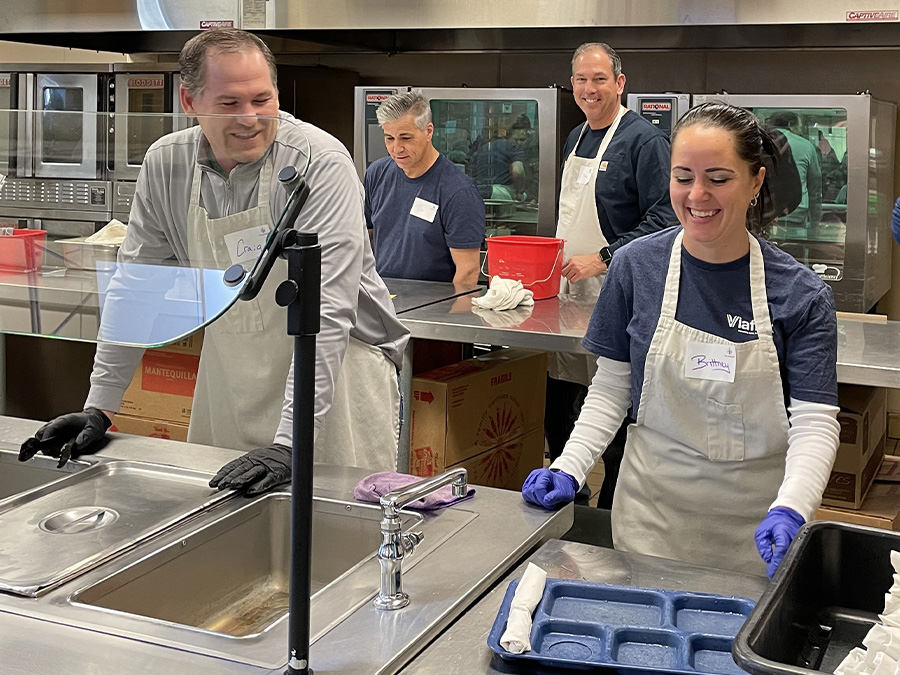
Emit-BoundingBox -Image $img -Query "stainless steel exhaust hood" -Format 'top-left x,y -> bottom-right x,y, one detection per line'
4,0 -> 900,53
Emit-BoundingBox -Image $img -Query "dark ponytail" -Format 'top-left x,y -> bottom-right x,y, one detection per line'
672,102 -> 802,235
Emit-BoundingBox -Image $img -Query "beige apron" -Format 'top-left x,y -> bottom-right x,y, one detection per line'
549,106 -> 626,386
612,230 -> 789,575
185,158 -> 400,470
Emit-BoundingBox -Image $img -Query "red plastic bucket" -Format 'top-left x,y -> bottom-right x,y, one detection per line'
485,235 -> 564,300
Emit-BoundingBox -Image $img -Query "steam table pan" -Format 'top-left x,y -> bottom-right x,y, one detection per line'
488,578 -> 755,674
0,460 -> 231,597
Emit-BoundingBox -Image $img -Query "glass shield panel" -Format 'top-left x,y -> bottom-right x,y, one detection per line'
748,107 -> 848,276
429,98 -> 540,238
0,109 -> 311,348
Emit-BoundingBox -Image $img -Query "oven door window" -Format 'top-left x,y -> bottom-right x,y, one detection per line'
41,87 -> 85,165
748,106 -> 848,277
127,88 -> 167,166
430,98 -> 540,237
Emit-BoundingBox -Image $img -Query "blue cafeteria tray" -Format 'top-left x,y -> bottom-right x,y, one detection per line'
487,578 -> 755,673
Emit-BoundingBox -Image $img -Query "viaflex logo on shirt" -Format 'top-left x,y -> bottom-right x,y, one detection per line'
727,313 -> 757,336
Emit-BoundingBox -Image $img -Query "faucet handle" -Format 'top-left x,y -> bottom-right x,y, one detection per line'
402,531 -> 424,556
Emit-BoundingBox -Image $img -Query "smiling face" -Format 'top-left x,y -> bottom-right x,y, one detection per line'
381,113 -> 437,178
670,124 -> 765,262
570,48 -> 626,129
179,48 -> 279,174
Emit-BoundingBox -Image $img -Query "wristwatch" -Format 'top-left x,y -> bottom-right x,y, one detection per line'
599,246 -> 613,265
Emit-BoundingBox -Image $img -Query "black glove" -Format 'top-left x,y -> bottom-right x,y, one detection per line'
209,444 -> 292,496
19,408 -> 113,468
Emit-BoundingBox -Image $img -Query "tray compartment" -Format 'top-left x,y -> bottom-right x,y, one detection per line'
610,627 -> 683,669
673,593 -> 756,634
543,580 -> 666,627
488,578 -> 755,674
689,635 -> 744,674
531,618 -> 607,665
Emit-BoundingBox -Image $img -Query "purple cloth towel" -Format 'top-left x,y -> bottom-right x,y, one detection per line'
353,471 -> 475,510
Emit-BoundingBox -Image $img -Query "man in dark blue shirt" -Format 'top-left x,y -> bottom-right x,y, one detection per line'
548,42 -> 675,508
364,90 -> 485,285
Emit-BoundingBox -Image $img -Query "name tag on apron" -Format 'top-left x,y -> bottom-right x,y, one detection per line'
410,197 -> 439,223
684,341 -> 736,383
576,166 -> 595,185
223,225 -> 270,266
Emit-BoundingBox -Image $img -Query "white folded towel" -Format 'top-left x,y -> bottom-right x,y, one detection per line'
864,624 -> 900,661
472,276 -> 535,311
499,562 -> 547,654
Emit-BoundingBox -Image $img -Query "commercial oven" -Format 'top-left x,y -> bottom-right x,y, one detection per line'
354,86 -> 582,238
0,64 -> 185,259
694,93 -> 896,313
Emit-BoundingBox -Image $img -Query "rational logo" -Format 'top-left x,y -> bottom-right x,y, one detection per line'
846,10 -> 899,21
366,94 -> 392,103
642,101 -> 672,111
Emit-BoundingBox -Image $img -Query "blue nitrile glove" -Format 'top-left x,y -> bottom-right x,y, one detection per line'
754,507 -> 806,578
522,468 -> 578,509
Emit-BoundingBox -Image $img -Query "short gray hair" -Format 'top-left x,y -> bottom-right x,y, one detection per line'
375,89 -> 432,130
179,28 -> 277,96
571,42 -> 622,78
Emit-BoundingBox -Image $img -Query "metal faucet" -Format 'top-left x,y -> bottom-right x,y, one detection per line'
373,467 -> 468,610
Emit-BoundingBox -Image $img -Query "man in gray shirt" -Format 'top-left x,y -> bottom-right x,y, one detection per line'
19,29 -> 409,495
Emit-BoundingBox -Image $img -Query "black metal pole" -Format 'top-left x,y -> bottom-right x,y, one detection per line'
278,232 -> 320,675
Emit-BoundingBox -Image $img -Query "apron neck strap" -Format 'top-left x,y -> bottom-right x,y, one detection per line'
189,151 -> 274,209
661,229 -> 773,337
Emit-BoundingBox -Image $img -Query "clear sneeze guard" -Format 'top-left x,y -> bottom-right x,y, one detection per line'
0,110 -> 311,348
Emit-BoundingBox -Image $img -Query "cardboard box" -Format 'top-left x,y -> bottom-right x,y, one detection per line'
816,478 -> 900,531
410,348 -> 547,470
119,331 -> 203,424
448,428 -> 544,490
821,385 -> 887,509
111,414 -> 189,442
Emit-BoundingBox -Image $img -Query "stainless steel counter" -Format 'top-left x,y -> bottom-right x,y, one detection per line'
399,539 -> 770,674
399,288 -> 900,388
384,277 -> 481,315
0,415 -> 572,675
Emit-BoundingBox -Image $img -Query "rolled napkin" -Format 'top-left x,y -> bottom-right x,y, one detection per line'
471,276 -> 535,311
499,563 -> 548,654
864,624 -> 900,661
353,471 -> 475,510
834,647 -> 866,675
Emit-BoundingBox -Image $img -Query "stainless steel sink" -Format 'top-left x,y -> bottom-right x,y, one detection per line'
64,493 -> 477,668
0,446 -> 92,502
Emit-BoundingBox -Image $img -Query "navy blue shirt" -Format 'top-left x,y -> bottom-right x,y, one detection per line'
584,227 -> 838,417
364,154 -> 485,282
562,110 -> 676,253
469,139 -> 525,199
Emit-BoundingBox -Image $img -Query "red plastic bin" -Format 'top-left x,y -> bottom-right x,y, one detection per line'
485,235 -> 565,300
0,229 -> 46,273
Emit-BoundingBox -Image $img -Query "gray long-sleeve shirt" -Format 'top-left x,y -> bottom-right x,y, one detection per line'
86,112 -> 409,448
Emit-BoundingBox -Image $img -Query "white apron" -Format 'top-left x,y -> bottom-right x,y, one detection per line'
549,106 -> 626,386
612,230 -> 789,576
185,158 -> 400,470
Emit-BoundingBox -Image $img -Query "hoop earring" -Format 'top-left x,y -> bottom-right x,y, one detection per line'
749,194 -> 759,207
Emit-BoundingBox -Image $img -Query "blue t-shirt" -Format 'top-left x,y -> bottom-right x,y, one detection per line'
583,227 -> 838,417
469,139 -> 525,199
562,110 -> 676,253
364,154 -> 485,282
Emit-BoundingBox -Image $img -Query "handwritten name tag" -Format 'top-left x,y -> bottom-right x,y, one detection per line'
223,225 -> 270,266
576,165 -> 594,185
410,197 -> 439,223
684,341 -> 736,383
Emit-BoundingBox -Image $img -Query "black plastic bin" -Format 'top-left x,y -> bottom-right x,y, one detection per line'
733,521 -> 900,674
